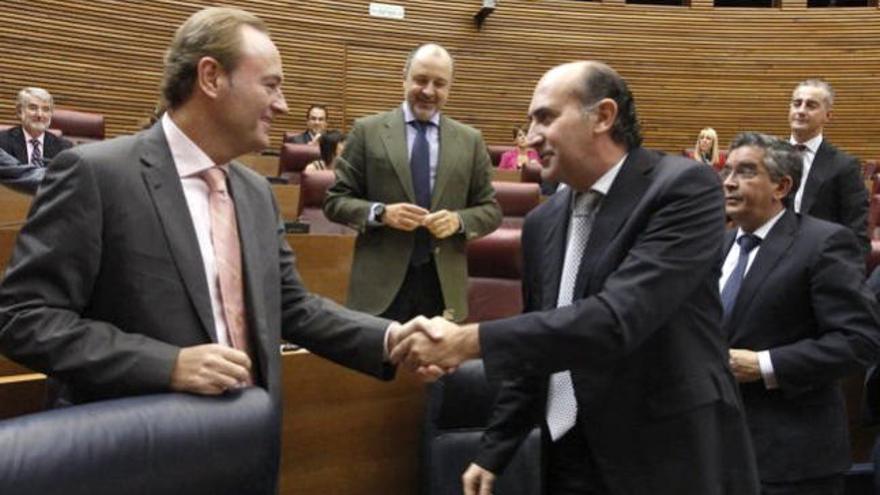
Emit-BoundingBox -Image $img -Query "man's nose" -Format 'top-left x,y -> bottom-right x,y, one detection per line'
274,90 -> 289,114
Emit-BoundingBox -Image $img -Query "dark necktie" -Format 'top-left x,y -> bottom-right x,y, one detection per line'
793,143 -> 808,153
720,234 -> 761,319
410,120 -> 432,266
30,138 -> 43,167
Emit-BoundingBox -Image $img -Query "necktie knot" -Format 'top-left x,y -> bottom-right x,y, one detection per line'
30,138 -> 40,148
737,233 -> 761,253
201,167 -> 227,194
573,190 -> 602,217
411,120 -> 433,134
793,143 -> 808,153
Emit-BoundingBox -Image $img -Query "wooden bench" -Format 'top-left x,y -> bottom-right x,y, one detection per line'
238,152 -> 280,177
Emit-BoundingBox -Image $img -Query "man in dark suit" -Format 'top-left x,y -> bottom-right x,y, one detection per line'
0,147 -> 44,194
0,87 -> 73,166
0,7 -> 428,484
788,79 -> 868,256
392,61 -> 759,494
285,104 -> 327,144
721,132 -> 880,494
324,44 -> 501,323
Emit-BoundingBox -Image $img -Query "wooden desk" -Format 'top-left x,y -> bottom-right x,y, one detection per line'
272,184 -> 301,222
492,168 -> 521,183
286,234 -> 355,305
279,350 -> 425,495
238,153 -> 280,177
0,187 -> 33,224
0,227 -> 20,277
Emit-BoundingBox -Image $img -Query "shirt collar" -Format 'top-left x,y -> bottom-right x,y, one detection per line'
22,128 -> 44,144
736,208 -> 786,242
569,153 -> 627,211
789,133 -> 823,154
162,113 -> 225,178
402,101 -> 440,127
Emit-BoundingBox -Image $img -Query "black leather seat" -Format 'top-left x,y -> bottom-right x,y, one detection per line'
422,359 -> 542,495
0,387 -> 277,495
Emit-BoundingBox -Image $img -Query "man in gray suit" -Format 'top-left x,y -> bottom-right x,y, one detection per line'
0,147 -> 44,194
0,6 -> 424,439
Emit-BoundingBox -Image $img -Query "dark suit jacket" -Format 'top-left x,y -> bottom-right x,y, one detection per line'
0,125 -> 73,165
286,131 -> 315,144
474,148 -> 759,494
324,107 -> 501,322
0,123 -> 392,406
723,210 -> 880,483
0,147 -> 44,194
800,140 -> 869,256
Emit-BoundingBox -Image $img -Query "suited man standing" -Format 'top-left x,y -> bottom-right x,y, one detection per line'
0,9 -> 430,486
324,44 -> 501,323
391,61 -> 759,494
286,104 -> 327,144
788,79 -> 869,256
0,87 -> 72,167
721,132 -> 880,494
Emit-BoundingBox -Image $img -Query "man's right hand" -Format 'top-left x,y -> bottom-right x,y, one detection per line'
170,344 -> 252,395
382,203 -> 429,231
462,463 -> 496,495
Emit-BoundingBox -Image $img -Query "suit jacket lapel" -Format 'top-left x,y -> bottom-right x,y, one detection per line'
139,124 -> 217,342
542,189 -> 571,310
228,165 -> 270,383
379,108 -> 415,203
431,115 -> 458,209
575,149 -> 652,297
726,209 -> 796,335
800,141 -> 831,213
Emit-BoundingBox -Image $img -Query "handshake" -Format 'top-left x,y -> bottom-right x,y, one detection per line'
387,316 -> 481,380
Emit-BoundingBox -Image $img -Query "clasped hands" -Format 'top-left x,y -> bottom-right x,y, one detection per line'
382,203 -> 460,239
388,316 -> 481,380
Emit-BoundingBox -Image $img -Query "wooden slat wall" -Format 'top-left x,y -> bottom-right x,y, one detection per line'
0,1 -> 878,157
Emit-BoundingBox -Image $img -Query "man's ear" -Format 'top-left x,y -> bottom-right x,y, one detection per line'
774,175 -> 794,203
196,56 -> 224,100
592,98 -> 618,135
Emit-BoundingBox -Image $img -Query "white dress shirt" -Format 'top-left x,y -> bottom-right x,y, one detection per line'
719,208 -> 786,389
790,134 -> 823,214
161,113 -> 231,347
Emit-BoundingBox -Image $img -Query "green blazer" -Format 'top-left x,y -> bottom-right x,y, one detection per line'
324,107 -> 501,322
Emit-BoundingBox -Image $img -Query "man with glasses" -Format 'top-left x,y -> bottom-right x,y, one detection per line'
721,132 -> 880,494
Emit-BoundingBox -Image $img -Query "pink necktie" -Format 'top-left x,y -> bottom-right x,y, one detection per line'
201,167 -> 253,383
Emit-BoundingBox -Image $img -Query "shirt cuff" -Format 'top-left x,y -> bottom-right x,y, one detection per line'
757,350 -> 778,390
457,212 -> 466,234
383,322 -> 399,362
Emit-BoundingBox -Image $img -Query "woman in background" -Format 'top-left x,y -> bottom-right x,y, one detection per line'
691,127 -> 724,170
498,125 -> 540,170
305,130 -> 346,172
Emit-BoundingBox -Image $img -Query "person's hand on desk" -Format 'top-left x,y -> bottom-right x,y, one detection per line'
382,203 -> 429,231
170,344 -> 252,395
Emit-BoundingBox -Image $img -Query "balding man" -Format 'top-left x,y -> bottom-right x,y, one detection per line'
325,43 -> 501,323
0,87 -> 72,167
391,61 -> 759,494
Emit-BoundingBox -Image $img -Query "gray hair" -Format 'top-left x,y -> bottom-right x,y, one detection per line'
794,78 -> 835,107
16,87 -> 53,112
729,132 -> 803,208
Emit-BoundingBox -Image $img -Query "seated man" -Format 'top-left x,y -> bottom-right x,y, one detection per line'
0,147 -> 44,194
0,87 -> 72,166
722,132 -> 880,494
286,104 -> 327,145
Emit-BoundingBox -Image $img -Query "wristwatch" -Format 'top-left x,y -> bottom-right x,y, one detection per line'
375,203 -> 386,223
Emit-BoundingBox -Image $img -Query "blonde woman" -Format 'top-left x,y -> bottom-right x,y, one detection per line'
691,127 -> 724,170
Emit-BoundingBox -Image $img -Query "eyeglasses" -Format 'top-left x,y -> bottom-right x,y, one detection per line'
719,166 -> 760,181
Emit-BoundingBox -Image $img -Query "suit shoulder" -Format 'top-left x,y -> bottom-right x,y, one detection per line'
821,140 -> 860,166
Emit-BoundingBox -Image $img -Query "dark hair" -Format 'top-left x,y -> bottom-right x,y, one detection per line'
318,130 -> 346,165
728,132 -> 802,208
576,63 -> 642,150
306,104 -> 327,119
511,125 -> 527,139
